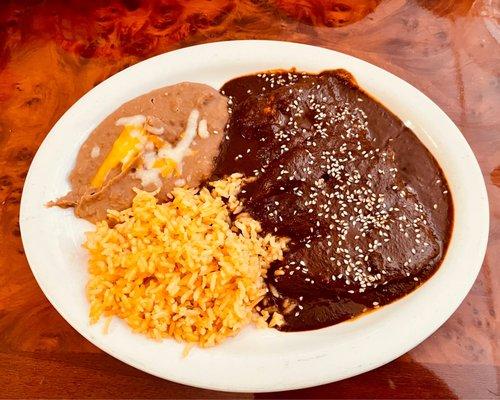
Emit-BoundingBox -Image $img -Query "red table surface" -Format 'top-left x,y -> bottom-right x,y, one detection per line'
0,0 -> 498,398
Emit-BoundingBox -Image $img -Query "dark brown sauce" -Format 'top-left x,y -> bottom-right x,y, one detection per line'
212,69 -> 453,331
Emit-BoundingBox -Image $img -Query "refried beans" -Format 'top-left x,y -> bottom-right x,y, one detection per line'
53,82 -> 228,222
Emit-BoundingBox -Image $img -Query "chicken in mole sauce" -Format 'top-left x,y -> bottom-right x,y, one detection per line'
212,69 -> 453,331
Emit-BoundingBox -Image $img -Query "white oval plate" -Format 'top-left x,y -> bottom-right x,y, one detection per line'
20,40 -> 489,392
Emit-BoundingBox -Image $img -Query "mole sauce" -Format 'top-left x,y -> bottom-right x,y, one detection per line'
213,70 -> 453,331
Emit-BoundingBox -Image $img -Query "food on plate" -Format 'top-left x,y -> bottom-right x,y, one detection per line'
85,174 -> 288,347
53,69 -> 453,346
52,82 -> 228,222
214,69 -> 453,331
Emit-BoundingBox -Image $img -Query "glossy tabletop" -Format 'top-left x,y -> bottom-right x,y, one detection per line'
0,0 -> 498,398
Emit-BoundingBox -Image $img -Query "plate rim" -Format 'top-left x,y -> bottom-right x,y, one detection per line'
19,40 -> 489,393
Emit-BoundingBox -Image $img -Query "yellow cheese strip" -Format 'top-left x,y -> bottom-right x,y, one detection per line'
147,134 -> 165,149
90,125 -> 146,188
153,158 -> 179,177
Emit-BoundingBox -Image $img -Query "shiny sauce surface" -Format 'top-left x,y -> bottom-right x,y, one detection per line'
213,70 -> 453,331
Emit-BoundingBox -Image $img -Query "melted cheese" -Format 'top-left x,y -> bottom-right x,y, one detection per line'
147,134 -> 165,149
157,109 -> 199,175
115,115 -> 146,126
91,110 -> 201,190
133,143 -> 162,189
90,146 -> 100,158
198,119 -> 209,138
145,124 -> 165,135
134,165 -> 162,189
90,116 -> 147,188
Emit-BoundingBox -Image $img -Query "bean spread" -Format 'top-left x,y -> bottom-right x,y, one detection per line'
212,70 -> 453,331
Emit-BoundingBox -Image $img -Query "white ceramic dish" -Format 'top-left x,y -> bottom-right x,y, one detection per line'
20,40 -> 489,393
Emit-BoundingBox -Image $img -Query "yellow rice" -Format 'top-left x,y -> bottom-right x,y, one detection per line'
84,173 -> 288,347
